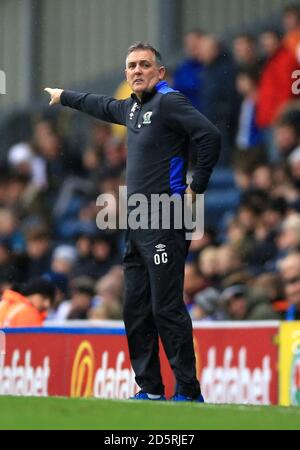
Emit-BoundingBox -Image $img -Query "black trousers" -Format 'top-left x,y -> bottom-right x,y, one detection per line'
123,223 -> 200,398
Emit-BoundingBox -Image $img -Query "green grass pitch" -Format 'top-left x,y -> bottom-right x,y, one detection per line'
0,397 -> 299,430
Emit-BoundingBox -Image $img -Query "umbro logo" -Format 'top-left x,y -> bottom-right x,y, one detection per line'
155,243 -> 166,252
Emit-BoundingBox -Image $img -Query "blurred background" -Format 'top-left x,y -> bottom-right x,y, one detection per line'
1,0 -> 300,323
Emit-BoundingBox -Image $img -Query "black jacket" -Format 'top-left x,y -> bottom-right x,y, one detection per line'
61,81 -> 221,196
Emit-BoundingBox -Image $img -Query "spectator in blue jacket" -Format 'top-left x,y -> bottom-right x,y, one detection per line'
173,30 -> 204,110
199,34 -> 239,164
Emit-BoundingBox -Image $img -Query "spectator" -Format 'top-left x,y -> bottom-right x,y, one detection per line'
95,267 -> 123,305
283,4 -> 300,63
0,278 -> 56,327
82,233 -> 119,280
274,108 -> 300,158
102,137 -> 126,173
90,269 -> 123,320
90,120 -> 112,155
184,263 -> 206,303
190,287 -> 224,321
0,208 -> 25,253
73,233 -> 94,277
173,30 -> 204,110
67,277 -> 95,320
0,238 -> 23,287
187,228 -> 217,262
220,284 -> 278,320
44,272 -> 69,321
220,285 -> 248,320
199,34 -> 239,164
225,217 -> 254,263
7,142 -> 47,190
82,145 -> 101,179
252,165 -> 273,193
54,276 -> 95,320
256,29 -> 300,159
237,202 -> 260,234
279,252 -> 300,320
248,198 -> 287,272
232,33 -> 259,69
32,120 -> 81,197
277,213 -> 300,256
51,245 -> 77,277
25,227 -> 52,279
288,146 -> 300,189
217,244 -> 250,289
88,302 -> 122,320
252,272 -> 287,318
235,67 -> 263,150
233,153 -> 256,191
198,246 -> 220,287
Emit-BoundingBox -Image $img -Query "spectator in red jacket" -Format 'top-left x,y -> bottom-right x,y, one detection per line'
283,4 -> 300,63
256,30 -> 300,130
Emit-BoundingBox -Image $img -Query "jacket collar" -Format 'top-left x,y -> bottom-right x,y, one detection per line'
131,80 -> 168,104
2,289 -> 27,305
2,288 -> 47,321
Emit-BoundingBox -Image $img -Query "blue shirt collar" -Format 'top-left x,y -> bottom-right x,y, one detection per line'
131,80 -> 169,104
155,80 -> 168,90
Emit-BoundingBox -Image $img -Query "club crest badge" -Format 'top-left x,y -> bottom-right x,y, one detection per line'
142,111 -> 152,124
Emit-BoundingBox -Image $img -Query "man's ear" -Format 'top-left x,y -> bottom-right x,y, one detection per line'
158,66 -> 166,81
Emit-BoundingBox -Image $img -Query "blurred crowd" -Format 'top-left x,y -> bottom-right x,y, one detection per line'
1,4 -> 300,323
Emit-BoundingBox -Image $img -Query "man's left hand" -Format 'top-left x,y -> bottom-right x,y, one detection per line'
185,185 -> 197,203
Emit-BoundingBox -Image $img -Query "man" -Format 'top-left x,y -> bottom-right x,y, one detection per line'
197,34 -> 238,165
173,30 -> 204,110
232,34 -> 258,69
45,42 -> 221,401
257,29 -> 300,130
0,285 -> 24,326
0,278 -> 55,328
279,252 -> 300,320
283,4 -> 300,63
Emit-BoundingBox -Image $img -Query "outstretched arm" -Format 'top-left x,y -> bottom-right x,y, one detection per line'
44,87 -> 128,126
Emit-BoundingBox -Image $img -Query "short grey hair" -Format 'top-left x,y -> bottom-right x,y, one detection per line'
126,42 -> 162,65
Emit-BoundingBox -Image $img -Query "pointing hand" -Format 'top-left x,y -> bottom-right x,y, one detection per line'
44,87 -> 63,106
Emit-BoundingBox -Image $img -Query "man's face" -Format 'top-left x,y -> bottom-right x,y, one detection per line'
125,50 -> 165,96
281,264 -> 300,306
275,125 -> 297,154
259,32 -> 280,57
184,33 -> 202,59
233,37 -> 255,64
27,294 -> 52,313
283,11 -> 300,32
227,296 -> 247,320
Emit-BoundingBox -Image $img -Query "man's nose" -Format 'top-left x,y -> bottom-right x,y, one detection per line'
134,64 -> 142,74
